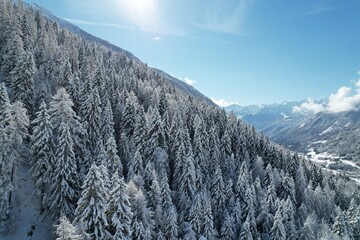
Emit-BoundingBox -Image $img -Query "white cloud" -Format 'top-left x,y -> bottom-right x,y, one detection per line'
63,18 -> 131,30
293,99 -> 326,114
211,98 -> 238,107
293,79 -> 360,114
178,77 -> 196,86
194,0 -> 254,35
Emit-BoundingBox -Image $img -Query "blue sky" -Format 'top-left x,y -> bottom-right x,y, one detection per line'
26,0 -> 360,106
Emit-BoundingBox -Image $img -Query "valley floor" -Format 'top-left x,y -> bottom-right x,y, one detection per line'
305,148 -> 360,184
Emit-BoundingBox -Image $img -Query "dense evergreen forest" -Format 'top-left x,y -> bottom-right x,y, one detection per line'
0,0 -> 360,239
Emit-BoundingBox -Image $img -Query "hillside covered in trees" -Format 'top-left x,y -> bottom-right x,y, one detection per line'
0,0 -> 360,239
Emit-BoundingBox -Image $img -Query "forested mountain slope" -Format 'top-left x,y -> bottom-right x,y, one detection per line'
0,0 -> 359,239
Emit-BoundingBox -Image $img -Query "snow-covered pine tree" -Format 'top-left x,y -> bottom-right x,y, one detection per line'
127,182 -> 155,240
30,101 -> 54,209
148,177 -> 162,229
49,121 -> 79,219
79,87 -> 103,157
0,83 -> 10,127
173,132 -> 196,201
74,163 -> 109,240
0,84 -> 12,234
105,136 -> 122,176
144,107 -> 165,161
347,198 -> 360,238
239,218 -> 253,240
220,211 -> 236,240
210,163 -> 225,226
163,205 -> 178,240
101,97 -> 115,144
270,206 -> 286,240
202,193 -> 216,240
133,105 -> 147,155
107,172 -> 132,239
9,50 -> 36,111
333,207 -> 352,239
3,101 -> 29,188
1,21 -> 24,82
49,88 -> 86,177
160,174 -> 173,210
299,213 -> 317,240
128,148 -> 144,181
54,215 -> 83,240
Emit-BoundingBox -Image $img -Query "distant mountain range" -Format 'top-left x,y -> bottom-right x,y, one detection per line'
225,101 -> 360,181
225,101 -> 305,130
225,101 -> 360,163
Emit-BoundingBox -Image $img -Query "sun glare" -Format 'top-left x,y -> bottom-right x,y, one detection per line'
115,0 -> 160,31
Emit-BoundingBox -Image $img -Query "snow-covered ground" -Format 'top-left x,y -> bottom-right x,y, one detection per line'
0,164 -> 53,240
305,148 -> 360,184
319,125 -> 334,135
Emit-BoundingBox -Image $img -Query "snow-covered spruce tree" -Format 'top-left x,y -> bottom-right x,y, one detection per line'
270,205 -> 286,240
133,105 -> 147,155
49,88 -> 84,138
30,101 -> 54,209
79,87 -> 103,157
210,163 -> 225,227
4,101 -> 29,184
54,215 -> 83,240
122,91 -> 138,138
0,83 -> 11,127
347,198 -> 360,238
49,88 -> 86,178
105,136 -> 123,176
0,84 -> 11,234
127,148 -> 144,181
239,218 -> 253,240
0,100 -> 29,233
202,193 -> 217,240
127,181 -> 154,240
1,22 -> 24,82
74,163 -> 109,240
8,50 -> 36,111
299,213 -> 317,240
148,176 -> 162,218
160,174 -> 173,210
107,172 -> 132,239
101,97 -> 115,144
93,66 -> 107,98
49,121 -> 79,219
333,207 -> 352,240
144,106 -> 165,161
162,204 -> 178,240
0,135 -> 12,234
187,191 -> 203,237
173,136 -> 196,201
220,211 -> 236,240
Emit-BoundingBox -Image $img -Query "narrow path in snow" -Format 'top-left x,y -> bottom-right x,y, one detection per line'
1,164 -> 52,240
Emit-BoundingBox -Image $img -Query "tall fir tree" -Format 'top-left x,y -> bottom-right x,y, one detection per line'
270,206 -> 286,240
54,215 -> 83,240
74,163 -> 109,240
107,172 -> 132,239
9,50 -> 36,112
30,101 -> 54,209
49,122 -> 79,219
